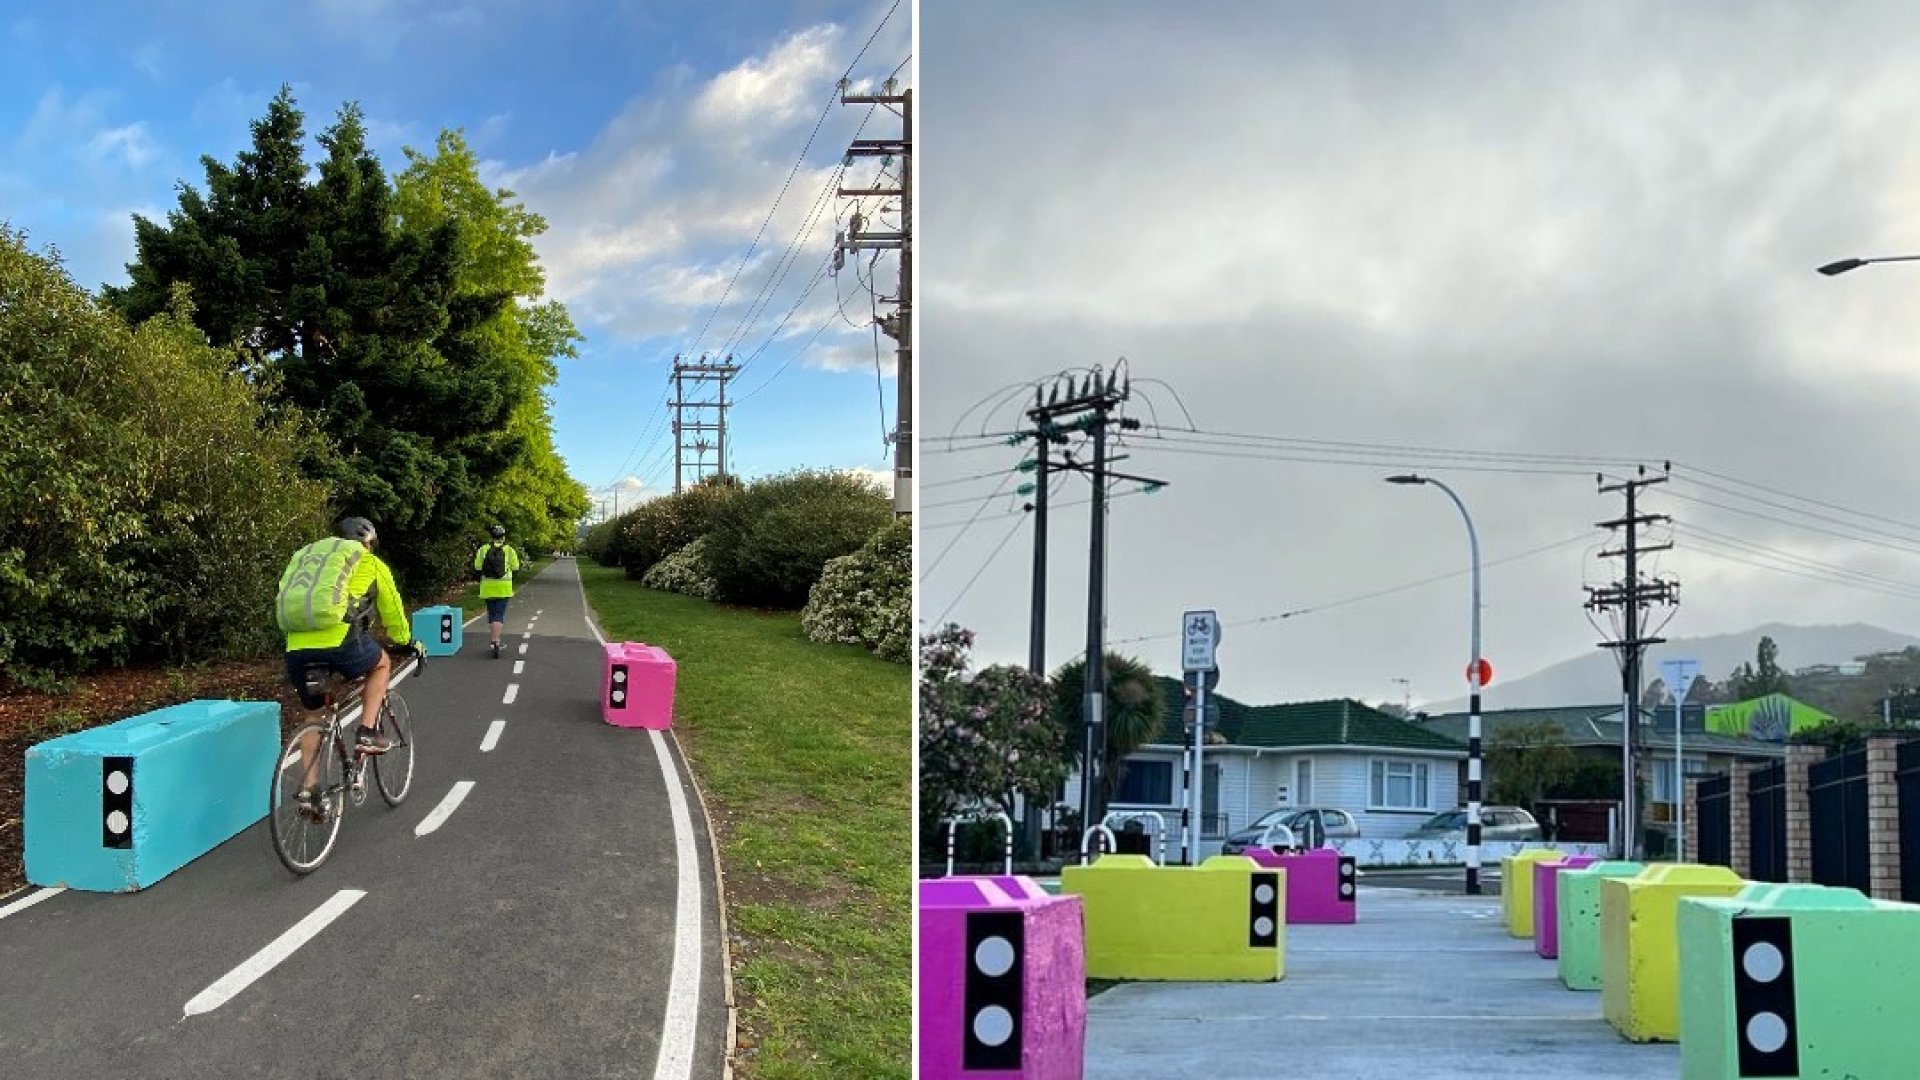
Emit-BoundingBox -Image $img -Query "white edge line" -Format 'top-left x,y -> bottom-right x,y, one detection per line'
414,781 -> 476,837
0,886 -> 66,920
649,730 -> 703,1080
503,683 -> 519,705
480,720 -> 505,753
676,729 -> 739,1075
183,889 -> 365,1017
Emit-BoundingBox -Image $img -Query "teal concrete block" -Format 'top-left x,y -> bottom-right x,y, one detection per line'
1679,884 -> 1920,1080
25,700 -> 280,892
411,605 -> 463,656
1555,860 -> 1644,990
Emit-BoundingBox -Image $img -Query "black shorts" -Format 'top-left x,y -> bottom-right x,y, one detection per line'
285,632 -> 382,709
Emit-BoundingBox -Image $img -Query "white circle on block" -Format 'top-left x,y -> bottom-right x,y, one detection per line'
106,810 -> 129,835
974,936 -> 1015,977
1742,941 -> 1785,984
1255,883 -> 1276,904
1341,862 -> 1355,877
612,669 -> 628,684
611,690 -> 626,704
1340,882 -> 1355,898
1254,916 -> 1275,937
1746,1011 -> 1789,1054
973,1006 -> 1014,1047
106,770 -> 129,795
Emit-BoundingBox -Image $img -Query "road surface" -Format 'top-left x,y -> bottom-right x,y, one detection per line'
0,558 -> 728,1079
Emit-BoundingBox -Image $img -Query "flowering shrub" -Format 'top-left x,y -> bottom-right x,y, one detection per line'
640,537 -> 718,599
918,625 -> 1069,836
800,518 -> 909,662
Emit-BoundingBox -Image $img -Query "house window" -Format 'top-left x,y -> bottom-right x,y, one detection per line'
1113,759 -> 1174,805
1653,759 -> 1708,802
1369,759 -> 1431,811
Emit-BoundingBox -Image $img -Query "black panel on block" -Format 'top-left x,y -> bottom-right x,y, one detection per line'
962,910 -> 1023,1071
1337,856 -> 1357,903
440,613 -> 454,643
1731,915 -> 1799,1078
608,664 -> 628,709
101,756 -> 134,850
1249,871 -> 1280,948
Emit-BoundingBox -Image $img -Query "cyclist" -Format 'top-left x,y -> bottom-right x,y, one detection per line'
473,524 -> 522,659
282,516 -> 421,808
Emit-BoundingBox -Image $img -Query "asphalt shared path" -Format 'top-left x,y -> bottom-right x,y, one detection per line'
0,558 -> 727,1079
1083,887 -> 1678,1079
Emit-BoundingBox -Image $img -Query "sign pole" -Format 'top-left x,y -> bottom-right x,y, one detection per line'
1181,610 -> 1220,866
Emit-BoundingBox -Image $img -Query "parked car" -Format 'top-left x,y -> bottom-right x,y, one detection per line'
1221,807 -> 1357,853
1410,806 -> 1542,843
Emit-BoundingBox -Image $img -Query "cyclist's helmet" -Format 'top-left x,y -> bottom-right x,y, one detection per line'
489,524 -> 506,539
337,516 -> 378,546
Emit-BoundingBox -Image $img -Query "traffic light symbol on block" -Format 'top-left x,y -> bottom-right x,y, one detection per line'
1730,916 -> 1798,1078
962,910 -> 1023,1071
439,613 -> 454,644
609,665 -> 628,709
102,756 -> 134,850
1249,871 -> 1280,948
1337,857 -> 1357,903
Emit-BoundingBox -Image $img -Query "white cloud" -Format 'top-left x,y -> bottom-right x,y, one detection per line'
85,123 -> 159,170
690,24 -> 842,133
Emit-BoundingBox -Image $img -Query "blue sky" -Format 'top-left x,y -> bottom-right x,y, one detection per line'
0,0 -> 910,513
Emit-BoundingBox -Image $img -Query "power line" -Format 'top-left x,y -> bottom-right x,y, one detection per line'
933,513 -> 1029,627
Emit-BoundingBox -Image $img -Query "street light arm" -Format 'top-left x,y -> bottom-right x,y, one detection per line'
1817,253 -> 1920,276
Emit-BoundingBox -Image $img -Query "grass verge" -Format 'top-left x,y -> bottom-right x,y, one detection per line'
577,563 -> 909,1079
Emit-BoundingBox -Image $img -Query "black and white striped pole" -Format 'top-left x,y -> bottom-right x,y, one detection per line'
1387,474 -> 1483,896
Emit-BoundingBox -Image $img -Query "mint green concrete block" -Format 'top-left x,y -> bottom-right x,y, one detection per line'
1554,860 -> 1643,990
1679,884 -> 1920,1080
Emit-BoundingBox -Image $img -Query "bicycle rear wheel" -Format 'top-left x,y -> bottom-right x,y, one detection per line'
374,690 -> 415,806
269,722 -> 346,874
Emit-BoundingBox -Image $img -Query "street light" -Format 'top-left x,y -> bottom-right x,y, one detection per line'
1816,254 -> 1920,276
1386,473 -> 1485,896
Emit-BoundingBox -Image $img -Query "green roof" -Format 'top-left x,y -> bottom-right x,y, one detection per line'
1150,677 -> 1465,753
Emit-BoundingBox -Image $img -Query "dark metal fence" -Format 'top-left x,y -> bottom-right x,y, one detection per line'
1808,748 -> 1870,893
1748,762 -> 1788,883
1695,774 -> 1732,868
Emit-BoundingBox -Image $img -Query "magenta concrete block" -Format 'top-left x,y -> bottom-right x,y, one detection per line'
1242,847 -> 1357,924
600,642 -> 675,729
920,875 -> 1086,1080
1533,854 -> 1600,959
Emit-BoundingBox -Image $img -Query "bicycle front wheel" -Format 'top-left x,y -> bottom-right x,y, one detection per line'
269,722 -> 346,874
374,690 -> 415,806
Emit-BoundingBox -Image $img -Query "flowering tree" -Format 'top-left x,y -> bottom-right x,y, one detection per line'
919,625 -> 1071,840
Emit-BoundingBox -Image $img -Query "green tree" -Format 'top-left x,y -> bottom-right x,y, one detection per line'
1726,636 -> 1791,700
1049,652 -> 1167,807
1486,721 -> 1576,808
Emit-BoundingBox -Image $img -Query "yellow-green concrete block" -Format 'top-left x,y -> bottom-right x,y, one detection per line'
1600,863 -> 1746,1042
1557,861 -> 1645,990
1060,854 -> 1285,981
1500,848 -> 1564,938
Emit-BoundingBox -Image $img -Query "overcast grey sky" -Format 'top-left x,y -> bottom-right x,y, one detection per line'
919,0 -> 1920,710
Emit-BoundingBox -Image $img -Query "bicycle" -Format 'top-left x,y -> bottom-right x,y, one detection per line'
268,644 -> 423,874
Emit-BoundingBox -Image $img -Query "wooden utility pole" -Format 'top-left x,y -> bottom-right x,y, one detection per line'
839,79 -> 911,515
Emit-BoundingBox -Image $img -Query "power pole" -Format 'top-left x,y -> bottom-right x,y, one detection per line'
670,353 -> 738,493
1013,365 -> 1164,844
839,77 -> 911,516
1586,465 -> 1680,861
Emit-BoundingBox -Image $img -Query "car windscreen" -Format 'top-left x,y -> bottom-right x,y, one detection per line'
1420,812 -> 1465,830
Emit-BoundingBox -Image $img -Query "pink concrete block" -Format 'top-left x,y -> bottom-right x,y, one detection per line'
920,876 -> 1086,1080
600,642 -> 675,729
1242,847 -> 1357,924
1532,854 -> 1600,958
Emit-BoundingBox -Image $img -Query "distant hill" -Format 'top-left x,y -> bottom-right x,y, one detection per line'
1430,623 -> 1920,712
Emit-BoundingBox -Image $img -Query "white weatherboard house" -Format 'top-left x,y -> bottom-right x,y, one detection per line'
1065,678 -> 1468,860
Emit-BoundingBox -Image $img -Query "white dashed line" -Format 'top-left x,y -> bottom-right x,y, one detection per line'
513,660 -> 525,675
0,886 -> 65,920
184,890 -> 365,1017
480,721 -> 505,752
503,683 -> 519,705
414,781 -> 476,837
518,643 -> 528,656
